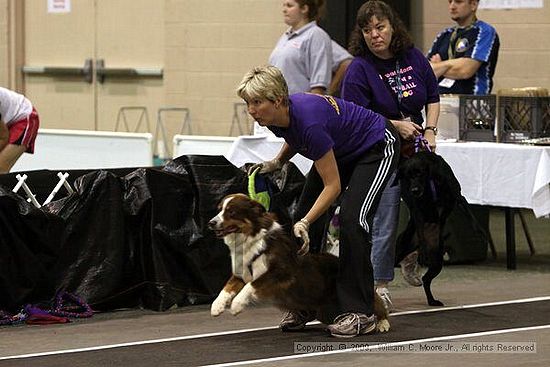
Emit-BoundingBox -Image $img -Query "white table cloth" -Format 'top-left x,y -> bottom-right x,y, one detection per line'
226,135 -> 313,175
228,137 -> 550,218
437,142 -> 550,218
227,136 -> 550,269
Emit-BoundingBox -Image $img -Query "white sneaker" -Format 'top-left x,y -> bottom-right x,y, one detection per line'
279,310 -> 316,331
327,312 -> 376,338
376,287 -> 394,312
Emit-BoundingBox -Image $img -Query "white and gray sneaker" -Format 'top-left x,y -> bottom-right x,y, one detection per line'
279,310 -> 316,331
376,287 -> 394,313
399,250 -> 423,287
327,312 -> 376,338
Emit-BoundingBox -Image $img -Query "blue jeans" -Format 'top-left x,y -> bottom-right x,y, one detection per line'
371,171 -> 400,283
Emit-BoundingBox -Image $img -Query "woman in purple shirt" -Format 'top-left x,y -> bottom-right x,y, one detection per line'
341,1 -> 441,310
237,65 -> 418,337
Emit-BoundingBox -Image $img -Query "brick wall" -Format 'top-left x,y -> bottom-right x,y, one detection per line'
164,0 -> 285,136
419,0 -> 550,93
2,1 -> 548,134
0,0 -> 8,86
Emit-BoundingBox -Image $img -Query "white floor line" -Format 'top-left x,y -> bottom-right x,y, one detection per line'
0,325 -> 280,361
200,324 -> 550,367
389,295 -> 550,316
1,295 -> 549,361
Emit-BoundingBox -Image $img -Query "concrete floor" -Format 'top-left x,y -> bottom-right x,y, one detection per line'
0,209 -> 548,366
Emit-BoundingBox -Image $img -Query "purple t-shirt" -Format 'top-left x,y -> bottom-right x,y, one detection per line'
269,93 -> 386,164
341,47 -> 439,123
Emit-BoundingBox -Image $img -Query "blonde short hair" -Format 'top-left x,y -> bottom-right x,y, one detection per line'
236,65 -> 289,105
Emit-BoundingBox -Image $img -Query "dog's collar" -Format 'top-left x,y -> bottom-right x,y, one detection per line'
246,225 -> 280,277
247,250 -> 265,278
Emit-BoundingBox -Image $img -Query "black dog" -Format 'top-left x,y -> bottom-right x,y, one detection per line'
396,151 -> 464,306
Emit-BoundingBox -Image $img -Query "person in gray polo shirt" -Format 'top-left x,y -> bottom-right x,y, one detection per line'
269,0 -> 332,95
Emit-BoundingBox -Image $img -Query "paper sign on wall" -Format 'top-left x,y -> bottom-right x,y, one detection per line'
479,0 -> 543,9
48,0 -> 71,13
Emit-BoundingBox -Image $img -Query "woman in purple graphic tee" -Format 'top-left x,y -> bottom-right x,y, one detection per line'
341,1 -> 441,309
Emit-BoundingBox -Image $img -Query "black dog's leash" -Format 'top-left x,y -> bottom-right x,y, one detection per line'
414,133 -> 432,153
413,134 -> 438,201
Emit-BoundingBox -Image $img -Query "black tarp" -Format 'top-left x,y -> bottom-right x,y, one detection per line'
0,156 -> 305,313
0,187 -> 63,312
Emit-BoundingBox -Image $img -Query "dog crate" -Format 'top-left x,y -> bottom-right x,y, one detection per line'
458,95 -> 497,142
497,96 -> 550,143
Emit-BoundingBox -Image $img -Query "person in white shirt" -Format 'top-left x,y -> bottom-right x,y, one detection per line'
0,87 -> 40,173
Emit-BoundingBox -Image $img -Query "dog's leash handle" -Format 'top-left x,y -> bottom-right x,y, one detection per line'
414,134 -> 432,153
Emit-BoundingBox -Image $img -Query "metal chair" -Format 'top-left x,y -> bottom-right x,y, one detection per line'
115,106 -> 151,133
155,107 -> 192,158
229,102 -> 252,136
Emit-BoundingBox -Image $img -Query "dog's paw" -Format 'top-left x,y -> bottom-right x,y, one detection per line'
211,292 -> 232,316
229,289 -> 251,315
229,284 -> 255,316
428,299 -> 444,307
229,299 -> 245,315
377,319 -> 391,333
210,300 -> 226,317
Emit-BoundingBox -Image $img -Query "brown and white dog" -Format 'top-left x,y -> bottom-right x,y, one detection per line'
208,193 -> 390,332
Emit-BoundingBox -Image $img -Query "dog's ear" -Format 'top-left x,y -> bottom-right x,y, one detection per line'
249,197 -> 267,215
426,156 -> 437,178
426,154 -> 446,180
418,153 -> 435,177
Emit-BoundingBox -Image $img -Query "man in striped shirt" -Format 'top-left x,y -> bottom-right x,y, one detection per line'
427,0 -> 500,95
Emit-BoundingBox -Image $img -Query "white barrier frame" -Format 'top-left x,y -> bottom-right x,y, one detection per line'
12,172 -> 76,208
43,172 -> 75,205
11,129 -> 153,172
12,174 -> 41,208
172,135 -> 236,158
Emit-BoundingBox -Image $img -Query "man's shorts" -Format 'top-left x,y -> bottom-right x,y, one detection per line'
8,108 -> 39,154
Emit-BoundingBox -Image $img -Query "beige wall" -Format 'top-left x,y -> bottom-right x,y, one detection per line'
164,0 -> 284,136
2,1 -> 549,135
0,0 -> 24,91
0,0 -> 8,86
419,0 -> 550,93
167,0 -> 550,135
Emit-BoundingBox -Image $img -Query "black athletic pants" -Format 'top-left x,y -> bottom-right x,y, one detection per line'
293,121 -> 400,316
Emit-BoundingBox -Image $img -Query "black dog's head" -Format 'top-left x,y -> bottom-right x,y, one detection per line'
399,153 -> 433,199
398,151 -> 462,203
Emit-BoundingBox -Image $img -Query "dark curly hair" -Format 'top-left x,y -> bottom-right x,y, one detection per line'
295,0 -> 326,22
348,0 -> 413,58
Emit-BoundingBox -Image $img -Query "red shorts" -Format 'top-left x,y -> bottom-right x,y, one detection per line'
8,108 -> 40,154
